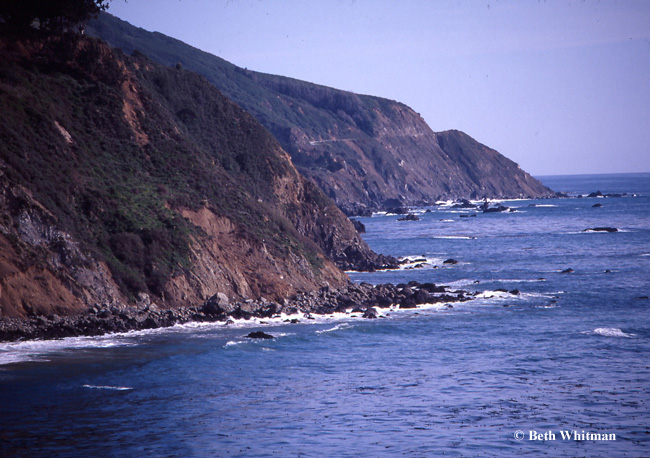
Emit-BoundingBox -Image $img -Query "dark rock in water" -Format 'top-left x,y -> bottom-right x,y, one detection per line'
583,227 -> 618,233
400,297 -> 418,309
201,293 -> 233,315
231,308 -> 253,320
412,289 -> 434,305
420,283 -> 446,293
592,203 -> 603,208
509,289 -> 521,295
334,294 -> 355,312
387,207 -> 409,215
363,307 -> 378,319
443,258 -> 459,265
483,205 -> 510,213
247,331 -> 274,339
350,219 -> 366,233
561,268 -> 574,274
588,191 -> 604,198
374,295 -> 394,308
0,280 -> 478,342
397,214 -> 420,221
636,296 -> 649,300
452,199 -> 477,209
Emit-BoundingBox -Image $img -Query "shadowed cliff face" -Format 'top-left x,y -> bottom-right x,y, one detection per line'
88,13 -> 556,216
0,35 -> 390,318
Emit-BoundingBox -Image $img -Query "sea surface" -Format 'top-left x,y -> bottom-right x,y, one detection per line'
1,173 -> 649,457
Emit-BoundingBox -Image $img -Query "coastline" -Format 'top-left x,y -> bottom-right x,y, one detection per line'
0,281 -> 475,342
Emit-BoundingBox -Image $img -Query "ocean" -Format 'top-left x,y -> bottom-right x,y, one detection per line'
1,173 -> 649,457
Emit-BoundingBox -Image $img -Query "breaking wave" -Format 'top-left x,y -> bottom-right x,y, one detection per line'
585,328 -> 635,338
82,385 -> 133,391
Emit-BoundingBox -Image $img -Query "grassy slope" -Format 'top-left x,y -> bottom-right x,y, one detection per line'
87,13 -> 555,214
0,34 -> 353,316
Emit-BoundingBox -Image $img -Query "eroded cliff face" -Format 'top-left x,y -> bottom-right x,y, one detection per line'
88,13 -> 556,216
0,35 -> 383,318
242,74 -> 556,215
0,171 -> 127,318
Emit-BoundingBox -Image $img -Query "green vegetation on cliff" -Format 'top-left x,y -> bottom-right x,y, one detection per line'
88,13 -> 556,216
1,33 -> 389,317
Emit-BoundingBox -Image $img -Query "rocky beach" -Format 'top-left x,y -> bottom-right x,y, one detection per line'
0,280 -> 476,341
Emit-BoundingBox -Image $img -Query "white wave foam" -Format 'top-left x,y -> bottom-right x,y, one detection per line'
446,279 -> 478,288
590,327 -> 635,338
569,229 -> 628,235
474,290 -> 512,300
471,289 -> 547,304
0,352 -> 43,365
82,384 -> 133,391
409,302 -> 452,311
501,198 -> 535,203
316,323 -> 354,334
431,235 -> 476,240
224,340 -> 245,347
397,255 -> 442,270
0,334 -> 139,366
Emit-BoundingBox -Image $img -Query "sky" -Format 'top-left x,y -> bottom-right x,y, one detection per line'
106,0 -> 650,176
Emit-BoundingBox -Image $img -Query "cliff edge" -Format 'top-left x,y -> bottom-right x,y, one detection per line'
0,35 -> 390,319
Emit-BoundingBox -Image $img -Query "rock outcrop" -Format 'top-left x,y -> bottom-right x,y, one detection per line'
0,281 -> 473,341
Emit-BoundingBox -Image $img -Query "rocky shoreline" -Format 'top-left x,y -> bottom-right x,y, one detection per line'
0,281 -> 474,342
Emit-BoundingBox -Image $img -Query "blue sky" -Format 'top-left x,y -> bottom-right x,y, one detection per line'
106,0 -> 650,175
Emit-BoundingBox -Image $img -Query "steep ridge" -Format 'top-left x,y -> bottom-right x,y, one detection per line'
0,35 -> 390,319
88,13 -> 556,216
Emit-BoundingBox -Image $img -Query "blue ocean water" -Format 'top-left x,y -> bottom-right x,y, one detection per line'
1,173 -> 649,457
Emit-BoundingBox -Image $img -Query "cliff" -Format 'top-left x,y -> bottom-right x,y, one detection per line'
0,35 -> 390,319
88,13 -> 556,216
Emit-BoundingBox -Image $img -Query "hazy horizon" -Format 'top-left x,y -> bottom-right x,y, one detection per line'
106,0 -> 650,176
